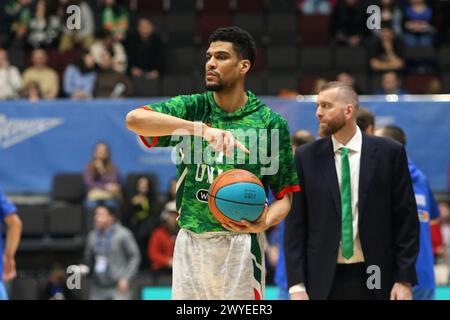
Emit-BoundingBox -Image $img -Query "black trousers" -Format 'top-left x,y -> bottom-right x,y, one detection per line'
327,263 -> 376,300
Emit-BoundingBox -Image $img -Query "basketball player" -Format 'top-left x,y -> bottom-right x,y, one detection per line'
126,27 -> 300,299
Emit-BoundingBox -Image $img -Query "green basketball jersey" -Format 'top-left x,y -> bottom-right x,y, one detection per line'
139,91 -> 300,233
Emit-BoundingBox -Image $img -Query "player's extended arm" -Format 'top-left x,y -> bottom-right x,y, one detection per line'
126,108 -> 249,155
126,108 -> 205,137
3,213 -> 22,281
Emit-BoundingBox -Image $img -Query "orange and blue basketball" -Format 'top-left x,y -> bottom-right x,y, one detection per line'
208,169 -> 266,226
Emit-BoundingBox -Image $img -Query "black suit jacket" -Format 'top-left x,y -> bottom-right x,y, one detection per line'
284,133 -> 420,300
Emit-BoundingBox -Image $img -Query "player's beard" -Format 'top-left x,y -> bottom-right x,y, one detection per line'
318,112 -> 346,138
206,82 -> 224,91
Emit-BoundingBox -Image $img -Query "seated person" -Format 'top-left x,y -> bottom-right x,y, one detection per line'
126,16 -> 164,80
63,50 -> 97,99
93,49 -> 133,97
374,71 -> 408,95
83,141 -> 122,210
403,0 -> 435,47
128,175 -> 158,268
22,48 -> 59,99
370,22 -> 405,73
147,201 -> 179,276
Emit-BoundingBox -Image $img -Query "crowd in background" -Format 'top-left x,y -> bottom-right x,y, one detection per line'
0,0 -> 449,101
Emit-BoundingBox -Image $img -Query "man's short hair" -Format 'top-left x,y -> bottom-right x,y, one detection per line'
380,125 -> 407,146
356,107 -> 375,131
95,203 -> 117,218
319,81 -> 359,109
291,130 -> 315,147
208,26 -> 256,66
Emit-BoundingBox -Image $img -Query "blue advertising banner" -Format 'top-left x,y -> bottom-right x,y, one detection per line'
0,96 -> 448,193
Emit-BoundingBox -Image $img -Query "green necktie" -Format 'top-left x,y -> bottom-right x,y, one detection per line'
340,147 -> 353,260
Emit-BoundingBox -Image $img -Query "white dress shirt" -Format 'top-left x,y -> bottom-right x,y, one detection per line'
289,127 -> 365,295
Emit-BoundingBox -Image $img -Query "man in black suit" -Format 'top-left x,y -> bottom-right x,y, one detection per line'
284,81 -> 419,300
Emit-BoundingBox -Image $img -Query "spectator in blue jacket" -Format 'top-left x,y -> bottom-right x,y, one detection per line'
63,50 -> 97,99
376,125 -> 440,300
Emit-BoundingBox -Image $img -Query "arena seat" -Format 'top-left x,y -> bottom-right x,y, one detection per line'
162,75 -> 195,95
267,13 -> 298,44
246,74 -> 267,95
135,0 -> 166,13
48,205 -> 84,238
267,45 -> 297,72
404,74 -> 438,94
298,15 -> 331,46
266,73 -> 298,95
132,77 -> 161,97
16,205 -> 47,238
165,46 -> 196,74
335,46 -> 368,71
200,0 -> 231,13
168,0 -> 199,12
166,13 -> 197,45
438,45 -> 450,70
9,278 -> 39,300
51,173 -> 85,204
233,13 -> 266,45
267,0 -> 298,12
198,13 -> 233,44
298,47 -> 333,72
234,0 -> 266,12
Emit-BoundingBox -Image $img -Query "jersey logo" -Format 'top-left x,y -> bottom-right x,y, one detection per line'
415,194 -> 427,207
196,189 -> 209,203
418,209 -> 430,223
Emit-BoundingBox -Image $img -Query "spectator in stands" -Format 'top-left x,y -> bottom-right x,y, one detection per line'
312,78 -> 328,94
376,125 -> 441,300
59,0 -> 95,53
3,0 -> 32,48
100,0 -> 129,42
90,29 -> 127,73
370,22 -> 405,73
84,204 -> 140,300
331,0 -> 367,47
83,141 -> 122,210
129,175 -> 159,269
93,49 -> 133,97
375,71 -> 408,95
372,0 -> 403,37
403,0 -> 435,47
27,0 -> 62,49
299,0 -> 333,15
164,177 -> 177,204
336,71 -> 363,94
21,80 -> 42,102
40,263 -> 73,300
0,48 -> 22,99
126,16 -> 164,80
356,107 -> 375,135
148,201 -> 179,276
290,129 -> 315,154
0,189 -> 23,300
22,48 -> 59,99
63,50 -> 97,99
426,77 -> 442,94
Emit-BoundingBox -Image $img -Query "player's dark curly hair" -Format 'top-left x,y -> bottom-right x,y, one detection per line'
208,26 -> 256,66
